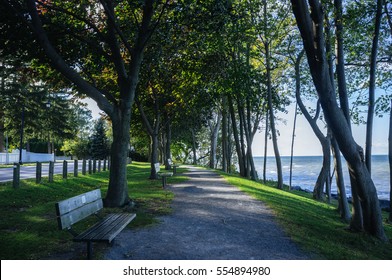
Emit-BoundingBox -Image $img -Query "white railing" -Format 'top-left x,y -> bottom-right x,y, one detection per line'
0,150 -> 54,164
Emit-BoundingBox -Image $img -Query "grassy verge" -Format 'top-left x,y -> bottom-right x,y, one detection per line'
219,172 -> 392,259
0,161 -> 187,259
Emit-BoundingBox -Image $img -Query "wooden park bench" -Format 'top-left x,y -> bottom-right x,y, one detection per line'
55,189 -> 136,259
167,159 -> 180,175
154,162 -> 173,188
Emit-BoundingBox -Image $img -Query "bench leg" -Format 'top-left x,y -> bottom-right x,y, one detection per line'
173,166 -> 177,175
87,241 -> 93,260
162,176 -> 166,189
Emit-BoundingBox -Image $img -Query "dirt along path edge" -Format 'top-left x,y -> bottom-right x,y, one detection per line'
104,166 -> 310,260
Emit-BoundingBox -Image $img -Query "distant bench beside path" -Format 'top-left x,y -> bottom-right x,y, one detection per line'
105,166 -> 310,260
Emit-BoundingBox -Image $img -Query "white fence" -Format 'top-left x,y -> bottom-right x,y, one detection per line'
0,152 -> 19,164
0,150 -> 54,164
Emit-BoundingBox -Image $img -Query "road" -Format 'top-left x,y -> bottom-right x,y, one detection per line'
0,161 -> 89,183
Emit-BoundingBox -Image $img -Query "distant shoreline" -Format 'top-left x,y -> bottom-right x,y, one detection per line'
290,185 -> 390,211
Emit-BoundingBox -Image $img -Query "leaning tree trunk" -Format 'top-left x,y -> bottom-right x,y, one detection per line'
313,136 -> 331,201
291,0 -> 387,241
333,0 -> 364,231
295,50 -> 330,200
331,135 -> 351,222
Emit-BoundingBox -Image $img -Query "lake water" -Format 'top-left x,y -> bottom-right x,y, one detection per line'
254,155 -> 390,200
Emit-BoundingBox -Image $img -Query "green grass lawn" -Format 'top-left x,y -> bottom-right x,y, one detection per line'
220,172 -> 392,259
1,162 -> 391,260
0,161 -> 187,259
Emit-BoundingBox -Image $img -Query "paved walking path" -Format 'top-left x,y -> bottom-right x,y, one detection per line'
105,166 -> 309,260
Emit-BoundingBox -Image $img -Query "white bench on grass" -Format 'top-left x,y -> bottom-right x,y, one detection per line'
55,189 -> 136,259
167,159 -> 180,175
154,163 -> 173,188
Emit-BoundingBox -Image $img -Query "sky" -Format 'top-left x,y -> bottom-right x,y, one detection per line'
252,103 -> 389,156
85,98 -> 390,157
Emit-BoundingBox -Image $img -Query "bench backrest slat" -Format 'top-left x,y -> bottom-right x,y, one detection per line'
55,189 -> 103,230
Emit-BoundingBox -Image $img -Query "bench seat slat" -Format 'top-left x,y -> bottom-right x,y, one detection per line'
74,213 -> 136,243
158,172 -> 173,177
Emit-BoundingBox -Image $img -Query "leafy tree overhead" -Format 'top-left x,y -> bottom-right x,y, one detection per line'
1,0 -> 170,207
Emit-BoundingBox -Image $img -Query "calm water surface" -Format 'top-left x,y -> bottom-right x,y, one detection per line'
254,155 -> 390,200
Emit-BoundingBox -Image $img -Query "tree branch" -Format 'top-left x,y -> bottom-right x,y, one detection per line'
25,0 -> 114,117
99,0 -> 134,55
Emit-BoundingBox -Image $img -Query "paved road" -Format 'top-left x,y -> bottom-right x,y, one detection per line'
105,166 -> 309,260
0,161 -> 88,183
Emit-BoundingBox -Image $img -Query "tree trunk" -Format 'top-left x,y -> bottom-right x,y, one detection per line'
313,136 -> 331,201
25,0 -> 154,208
222,96 -> 229,173
0,111 -> 5,152
365,0 -> 383,174
289,103 -> 298,190
150,132 -> 159,179
136,97 -> 160,179
164,113 -> 172,170
291,0 -> 387,241
333,0 -> 364,231
191,129 -> 197,165
209,112 -> 221,169
389,99 -> 392,223
263,109 -> 268,184
266,42 -> 283,189
295,50 -> 331,200
290,50 -> 305,190
388,100 -> 392,223
0,75 -> 4,153
237,103 -> 248,176
229,95 -> 246,176
227,114 -> 233,172
331,135 -> 351,222
104,107 -> 131,207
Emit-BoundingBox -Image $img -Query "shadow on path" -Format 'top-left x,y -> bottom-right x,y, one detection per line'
104,166 -> 309,260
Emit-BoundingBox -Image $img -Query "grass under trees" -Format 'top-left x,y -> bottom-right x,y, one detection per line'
0,162 -> 187,259
219,171 -> 392,259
